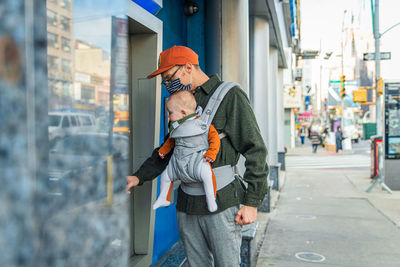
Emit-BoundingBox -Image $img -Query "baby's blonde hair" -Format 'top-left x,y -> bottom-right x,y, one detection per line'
167,90 -> 197,113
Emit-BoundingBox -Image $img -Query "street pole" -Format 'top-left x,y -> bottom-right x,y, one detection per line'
366,0 -> 392,193
374,0 -> 384,179
341,10 -> 345,129
374,0 -> 382,135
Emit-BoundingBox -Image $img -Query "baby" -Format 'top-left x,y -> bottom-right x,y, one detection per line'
153,90 -> 220,212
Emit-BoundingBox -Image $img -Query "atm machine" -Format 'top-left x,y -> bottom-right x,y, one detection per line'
384,81 -> 400,189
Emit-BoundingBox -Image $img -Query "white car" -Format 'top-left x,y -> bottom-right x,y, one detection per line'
48,112 -> 97,141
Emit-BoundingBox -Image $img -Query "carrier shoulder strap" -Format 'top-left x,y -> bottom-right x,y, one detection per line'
200,81 -> 239,127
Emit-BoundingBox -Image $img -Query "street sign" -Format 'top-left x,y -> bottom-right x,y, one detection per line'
353,89 -> 367,103
363,52 -> 391,61
330,80 -> 357,86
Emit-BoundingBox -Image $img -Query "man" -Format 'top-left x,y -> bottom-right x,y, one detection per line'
126,46 -> 268,266
309,127 -> 320,153
336,126 -> 343,153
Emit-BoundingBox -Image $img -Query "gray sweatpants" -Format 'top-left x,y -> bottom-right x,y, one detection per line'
177,205 -> 242,267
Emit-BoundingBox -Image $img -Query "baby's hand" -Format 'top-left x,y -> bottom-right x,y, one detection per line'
204,156 -> 214,163
159,152 -> 165,159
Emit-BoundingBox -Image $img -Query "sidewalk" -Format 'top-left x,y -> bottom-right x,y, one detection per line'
286,141 -> 400,227
254,142 -> 400,266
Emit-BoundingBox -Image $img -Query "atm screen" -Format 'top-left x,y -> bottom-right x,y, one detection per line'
388,109 -> 400,136
388,137 -> 400,155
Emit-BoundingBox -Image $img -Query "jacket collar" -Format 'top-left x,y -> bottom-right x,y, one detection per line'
196,74 -> 222,95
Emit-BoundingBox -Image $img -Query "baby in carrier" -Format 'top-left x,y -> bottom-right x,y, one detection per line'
153,90 -> 220,212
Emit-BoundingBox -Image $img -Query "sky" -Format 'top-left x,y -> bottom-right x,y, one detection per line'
301,0 -> 359,54
73,0 -> 126,53
301,0 -> 400,79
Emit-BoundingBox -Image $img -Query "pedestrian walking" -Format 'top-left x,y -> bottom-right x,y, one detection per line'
336,126 -> 343,153
126,46 -> 269,267
310,127 -> 321,153
299,127 -> 306,145
321,126 -> 329,148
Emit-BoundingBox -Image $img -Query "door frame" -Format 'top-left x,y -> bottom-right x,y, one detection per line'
126,1 -> 163,266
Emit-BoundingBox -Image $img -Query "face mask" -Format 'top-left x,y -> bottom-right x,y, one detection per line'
165,77 -> 192,94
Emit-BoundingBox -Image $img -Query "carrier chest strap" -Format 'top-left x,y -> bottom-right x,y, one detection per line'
199,81 -> 240,128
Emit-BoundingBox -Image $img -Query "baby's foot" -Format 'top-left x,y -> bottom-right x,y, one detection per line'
152,198 -> 171,210
206,197 -> 218,212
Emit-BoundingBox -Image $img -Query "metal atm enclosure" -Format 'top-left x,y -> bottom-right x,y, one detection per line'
384,80 -> 400,190
127,2 -> 162,266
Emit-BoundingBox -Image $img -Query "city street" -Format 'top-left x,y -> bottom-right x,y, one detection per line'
256,141 -> 400,266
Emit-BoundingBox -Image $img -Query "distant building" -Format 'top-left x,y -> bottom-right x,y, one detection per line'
46,0 -> 74,109
74,40 -> 111,108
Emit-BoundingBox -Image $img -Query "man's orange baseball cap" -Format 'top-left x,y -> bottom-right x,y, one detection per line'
147,46 -> 199,79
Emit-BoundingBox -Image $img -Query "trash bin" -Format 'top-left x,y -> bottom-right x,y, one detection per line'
370,136 -> 382,178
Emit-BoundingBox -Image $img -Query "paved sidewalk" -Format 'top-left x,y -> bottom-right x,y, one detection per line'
254,142 -> 400,266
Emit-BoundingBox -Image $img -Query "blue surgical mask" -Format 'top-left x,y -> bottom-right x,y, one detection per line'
165,77 -> 192,94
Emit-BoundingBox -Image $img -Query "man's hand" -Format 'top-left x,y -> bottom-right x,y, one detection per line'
235,205 -> 257,225
126,175 -> 140,194
159,152 -> 165,159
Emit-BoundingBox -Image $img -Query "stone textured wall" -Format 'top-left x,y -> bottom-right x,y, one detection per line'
0,1 -> 35,266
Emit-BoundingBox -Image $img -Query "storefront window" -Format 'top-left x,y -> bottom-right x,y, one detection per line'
81,85 -> 95,100
43,0 -> 129,265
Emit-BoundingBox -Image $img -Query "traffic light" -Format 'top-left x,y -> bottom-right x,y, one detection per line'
377,77 -> 383,96
340,75 -> 346,99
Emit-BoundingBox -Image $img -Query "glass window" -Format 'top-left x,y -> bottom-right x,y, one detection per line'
47,56 -> 59,71
60,16 -> 71,32
79,115 -> 92,126
47,9 -> 57,27
81,85 -> 95,100
114,120 -> 129,127
70,115 -> 77,126
61,58 -> 71,73
60,0 -> 71,10
61,116 -> 69,128
49,115 -> 61,127
44,1 -> 129,265
47,32 -> 58,49
61,37 -> 71,53
62,82 -> 72,96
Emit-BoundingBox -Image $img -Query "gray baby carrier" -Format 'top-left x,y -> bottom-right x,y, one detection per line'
166,82 -> 240,196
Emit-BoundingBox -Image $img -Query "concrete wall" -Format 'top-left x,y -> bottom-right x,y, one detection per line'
268,49 -> 279,165
221,0 -> 250,94
250,17 -> 270,145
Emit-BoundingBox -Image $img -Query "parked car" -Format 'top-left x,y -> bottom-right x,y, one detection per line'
47,133 -> 129,208
48,112 -> 97,141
